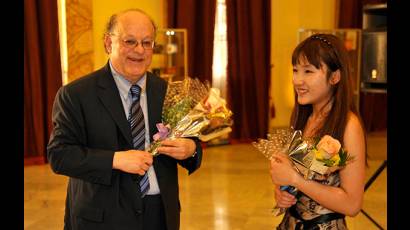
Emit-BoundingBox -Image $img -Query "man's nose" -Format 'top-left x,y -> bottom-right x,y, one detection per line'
133,43 -> 145,53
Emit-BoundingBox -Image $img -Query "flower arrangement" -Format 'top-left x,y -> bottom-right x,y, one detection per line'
252,128 -> 354,216
148,77 -> 233,156
309,135 -> 352,175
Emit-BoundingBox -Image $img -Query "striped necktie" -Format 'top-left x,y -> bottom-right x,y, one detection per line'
129,84 -> 150,197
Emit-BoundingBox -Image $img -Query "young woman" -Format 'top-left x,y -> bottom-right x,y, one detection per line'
270,34 -> 366,229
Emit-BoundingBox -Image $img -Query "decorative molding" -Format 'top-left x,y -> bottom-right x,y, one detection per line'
66,0 -> 94,83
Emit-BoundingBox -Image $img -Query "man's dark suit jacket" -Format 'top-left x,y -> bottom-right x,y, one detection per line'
47,63 -> 202,230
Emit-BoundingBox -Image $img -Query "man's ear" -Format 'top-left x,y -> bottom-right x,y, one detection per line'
330,70 -> 341,85
104,34 -> 112,54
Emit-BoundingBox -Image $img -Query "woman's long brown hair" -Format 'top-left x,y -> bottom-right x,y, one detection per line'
290,34 -> 365,147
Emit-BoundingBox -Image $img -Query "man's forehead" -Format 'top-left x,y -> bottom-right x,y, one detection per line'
115,12 -> 154,33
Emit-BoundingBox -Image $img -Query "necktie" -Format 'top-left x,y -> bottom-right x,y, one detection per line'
129,84 -> 150,197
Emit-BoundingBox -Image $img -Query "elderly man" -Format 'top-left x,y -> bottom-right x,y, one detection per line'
47,9 -> 202,230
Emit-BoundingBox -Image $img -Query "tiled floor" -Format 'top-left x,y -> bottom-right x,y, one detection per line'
24,132 -> 386,229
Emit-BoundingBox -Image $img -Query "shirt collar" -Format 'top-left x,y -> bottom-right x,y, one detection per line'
109,60 -> 147,100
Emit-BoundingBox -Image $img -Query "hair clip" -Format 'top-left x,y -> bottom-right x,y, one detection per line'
311,35 -> 332,47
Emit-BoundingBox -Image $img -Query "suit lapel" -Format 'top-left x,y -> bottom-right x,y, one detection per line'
97,64 -> 133,147
96,67 -> 167,148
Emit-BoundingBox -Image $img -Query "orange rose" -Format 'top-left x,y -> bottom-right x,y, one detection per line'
316,135 -> 341,159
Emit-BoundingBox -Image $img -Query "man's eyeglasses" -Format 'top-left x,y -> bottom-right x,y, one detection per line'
111,34 -> 155,50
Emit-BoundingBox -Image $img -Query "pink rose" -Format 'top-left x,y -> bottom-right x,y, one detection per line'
316,135 -> 341,159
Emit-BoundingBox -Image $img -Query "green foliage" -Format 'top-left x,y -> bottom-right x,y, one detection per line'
162,98 -> 195,128
338,148 -> 349,166
319,158 -> 336,167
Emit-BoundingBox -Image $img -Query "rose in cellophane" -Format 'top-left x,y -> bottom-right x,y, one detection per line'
252,128 -> 353,216
148,77 -> 233,156
308,134 -> 352,175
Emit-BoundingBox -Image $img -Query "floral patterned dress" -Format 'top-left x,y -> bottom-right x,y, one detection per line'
276,171 -> 347,230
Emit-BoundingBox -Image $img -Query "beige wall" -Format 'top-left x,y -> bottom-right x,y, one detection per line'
92,0 -> 166,70
269,0 -> 337,129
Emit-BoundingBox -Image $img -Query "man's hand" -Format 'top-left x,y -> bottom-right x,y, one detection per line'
157,138 -> 196,160
113,150 -> 153,175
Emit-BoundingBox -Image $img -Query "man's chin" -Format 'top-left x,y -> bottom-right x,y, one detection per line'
126,68 -> 147,78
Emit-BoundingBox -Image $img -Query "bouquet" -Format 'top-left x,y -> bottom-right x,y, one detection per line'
148,77 -> 233,156
309,135 -> 352,175
252,128 -> 353,216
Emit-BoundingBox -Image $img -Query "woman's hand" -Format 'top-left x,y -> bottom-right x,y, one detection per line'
270,153 -> 302,187
274,186 -> 297,208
